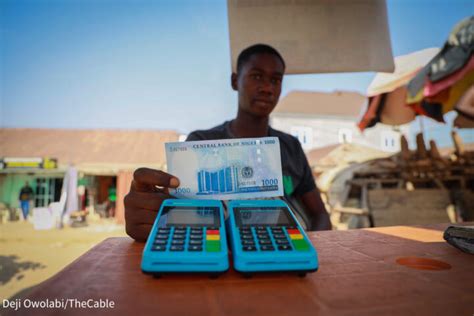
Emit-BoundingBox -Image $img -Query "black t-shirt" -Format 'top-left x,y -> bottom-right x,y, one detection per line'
186,121 -> 317,227
19,186 -> 34,201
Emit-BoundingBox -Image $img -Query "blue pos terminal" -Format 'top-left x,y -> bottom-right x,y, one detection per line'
227,199 -> 318,276
141,199 -> 229,276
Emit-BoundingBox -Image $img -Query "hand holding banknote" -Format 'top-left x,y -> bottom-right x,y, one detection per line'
124,168 -> 180,242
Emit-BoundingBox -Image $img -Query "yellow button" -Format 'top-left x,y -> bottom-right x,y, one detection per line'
289,234 -> 303,240
206,235 -> 220,241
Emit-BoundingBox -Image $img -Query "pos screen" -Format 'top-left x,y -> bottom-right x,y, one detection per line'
158,206 -> 220,227
234,207 -> 297,227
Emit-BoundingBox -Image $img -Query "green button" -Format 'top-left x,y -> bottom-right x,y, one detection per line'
206,240 -> 221,252
292,239 -> 310,251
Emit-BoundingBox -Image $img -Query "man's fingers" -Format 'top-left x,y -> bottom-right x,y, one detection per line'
133,168 -> 180,192
125,168 -> 179,242
125,207 -> 159,225
125,223 -> 153,242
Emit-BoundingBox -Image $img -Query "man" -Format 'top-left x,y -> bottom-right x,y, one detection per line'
19,181 -> 34,220
125,44 -> 331,242
107,184 -> 117,218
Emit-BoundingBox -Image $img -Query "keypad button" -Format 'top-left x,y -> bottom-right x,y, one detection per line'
242,240 -> 255,246
260,245 -> 275,251
153,239 -> 167,245
171,240 -> 185,245
241,234 -> 254,240
257,234 -> 270,240
152,245 -> 166,251
242,246 -> 257,251
206,241 -> 221,252
275,239 -> 290,245
206,235 -> 220,241
190,234 -> 203,240
172,234 -> 186,240
272,233 -> 286,239
278,245 -> 292,251
158,228 -> 170,234
174,228 -> 187,234
271,227 -> 283,232
188,245 -> 202,251
258,239 -> 272,245
292,239 -> 310,251
240,228 -> 251,234
170,246 -> 184,251
155,234 -> 169,240
190,228 -> 203,233
189,239 -> 203,245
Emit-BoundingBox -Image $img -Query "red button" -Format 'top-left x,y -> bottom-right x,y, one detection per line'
206,230 -> 220,235
286,229 -> 300,235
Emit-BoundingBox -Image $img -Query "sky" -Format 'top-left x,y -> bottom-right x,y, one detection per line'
0,0 -> 473,146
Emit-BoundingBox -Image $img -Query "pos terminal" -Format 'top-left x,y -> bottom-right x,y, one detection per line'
227,199 -> 318,275
141,199 -> 229,276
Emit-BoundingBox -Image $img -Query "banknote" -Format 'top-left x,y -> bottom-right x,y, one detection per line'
165,137 -> 283,200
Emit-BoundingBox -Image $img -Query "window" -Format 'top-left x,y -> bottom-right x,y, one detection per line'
35,178 -> 63,207
338,129 -> 353,144
381,131 -> 399,152
290,126 -> 313,149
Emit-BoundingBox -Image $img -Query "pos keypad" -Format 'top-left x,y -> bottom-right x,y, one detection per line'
239,226 -> 310,252
151,226 -> 221,252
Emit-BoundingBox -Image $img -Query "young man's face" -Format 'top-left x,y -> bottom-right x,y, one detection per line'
232,53 -> 284,117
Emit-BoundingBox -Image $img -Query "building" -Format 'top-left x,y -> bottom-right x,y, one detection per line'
270,90 -> 411,153
0,128 -> 179,223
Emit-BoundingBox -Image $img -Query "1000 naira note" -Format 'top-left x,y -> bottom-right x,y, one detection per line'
165,137 -> 283,200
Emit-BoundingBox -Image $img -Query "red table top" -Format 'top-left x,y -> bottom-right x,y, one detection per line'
10,223 -> 474,316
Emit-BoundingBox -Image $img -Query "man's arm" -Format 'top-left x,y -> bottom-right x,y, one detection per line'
300,189 -> 332,231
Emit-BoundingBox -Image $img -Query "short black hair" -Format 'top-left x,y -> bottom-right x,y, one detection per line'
236,44 -> 286,73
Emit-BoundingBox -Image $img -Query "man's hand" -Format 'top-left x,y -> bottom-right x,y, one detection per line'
301,189 -> 332,231
124,168 -> 180,242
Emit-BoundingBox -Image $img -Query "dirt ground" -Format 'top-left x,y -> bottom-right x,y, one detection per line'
0,219 -> 128,300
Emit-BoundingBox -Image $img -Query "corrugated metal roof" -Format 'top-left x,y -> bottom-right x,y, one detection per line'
273,90 -> 366,118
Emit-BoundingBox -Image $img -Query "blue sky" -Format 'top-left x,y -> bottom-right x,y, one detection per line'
0,0 -> 473,146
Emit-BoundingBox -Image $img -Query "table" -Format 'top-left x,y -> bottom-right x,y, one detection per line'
9,223 -> 474,316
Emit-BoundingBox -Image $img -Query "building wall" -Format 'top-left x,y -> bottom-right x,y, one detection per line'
116,170 -> 133,225
0,170 -> 130,223
270,113 -> 411,153
0,174 -> 33,208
